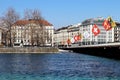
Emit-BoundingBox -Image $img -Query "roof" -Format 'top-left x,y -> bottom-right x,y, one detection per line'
13,19 -> 53,26
81,17 -> 104,25
116,22 -> 120,25
56,26 -> 68,31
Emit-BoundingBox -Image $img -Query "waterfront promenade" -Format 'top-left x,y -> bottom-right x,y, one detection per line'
0,47 -> 58,53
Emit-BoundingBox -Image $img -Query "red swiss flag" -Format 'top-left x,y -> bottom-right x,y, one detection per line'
74,35 -> 81,42
102,19 -> 112,31
77,35 -> 81,40
92,24 -> 100,36
74,35 -> 78,42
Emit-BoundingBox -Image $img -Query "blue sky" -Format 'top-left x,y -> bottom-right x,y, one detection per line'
0,0 -> 120,29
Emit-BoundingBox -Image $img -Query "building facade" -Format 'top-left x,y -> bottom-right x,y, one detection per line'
0,27 -> 8,46
54,27 -> 68,47
11,19 -> 54,47
54,17 -> 120,47
79,17 -> 114,45
114,22 -> 120,42
54,24 -> 80,47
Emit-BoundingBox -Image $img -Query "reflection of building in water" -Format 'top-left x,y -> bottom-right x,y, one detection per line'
11,54 -> 31,73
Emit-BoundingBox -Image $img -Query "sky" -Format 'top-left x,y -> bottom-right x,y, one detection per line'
0,0 -> 120,29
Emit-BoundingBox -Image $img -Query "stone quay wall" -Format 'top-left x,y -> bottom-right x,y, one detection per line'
0,47 -> 59,53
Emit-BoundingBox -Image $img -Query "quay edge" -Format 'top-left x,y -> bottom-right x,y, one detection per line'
0,47 -> 59,53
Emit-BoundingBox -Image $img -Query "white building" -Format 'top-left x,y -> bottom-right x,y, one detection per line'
54,17 -> 120,47
114,22 -> 120,42
79,17 -> 114,45
54,26 -> 69,47
0,29 -> 2,45
11,19 -> 54,47
0,27 -> 8,46
54,24 -> 81,47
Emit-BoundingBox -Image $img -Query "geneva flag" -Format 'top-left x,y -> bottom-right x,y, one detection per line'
103,17 -> 116,31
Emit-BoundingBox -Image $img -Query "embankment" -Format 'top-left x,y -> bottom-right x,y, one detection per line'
0,47 -> 59,53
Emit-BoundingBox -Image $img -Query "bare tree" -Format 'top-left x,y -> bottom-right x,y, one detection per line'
2,7 -> 20,46
2,7 -> 20,28
24,9 -> 43,20
24,9 -> 32,20
23,9 -> 50,47
32,9 -> 43,20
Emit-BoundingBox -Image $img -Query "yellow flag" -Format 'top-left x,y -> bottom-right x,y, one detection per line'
80,33 -> 82,39
107,17 -> 116,28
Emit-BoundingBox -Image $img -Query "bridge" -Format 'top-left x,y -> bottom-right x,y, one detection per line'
61,42 -> 120,49
60,42 -> 120,59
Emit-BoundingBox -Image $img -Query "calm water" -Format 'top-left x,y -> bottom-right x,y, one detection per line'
0,52 -> 120,80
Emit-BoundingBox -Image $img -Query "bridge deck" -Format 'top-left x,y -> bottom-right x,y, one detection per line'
60,42 -> 120,59
69,42 -> 120,48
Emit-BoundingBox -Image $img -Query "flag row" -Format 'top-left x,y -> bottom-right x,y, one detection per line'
92,17 -> 116,36
67,17 -> 116,44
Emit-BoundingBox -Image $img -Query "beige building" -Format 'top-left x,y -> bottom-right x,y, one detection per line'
54,24 -> 80,47
11,19 -> 54,47
54,27 -> 68,47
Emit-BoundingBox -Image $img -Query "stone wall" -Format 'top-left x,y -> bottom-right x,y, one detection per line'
0,47 -> 59,53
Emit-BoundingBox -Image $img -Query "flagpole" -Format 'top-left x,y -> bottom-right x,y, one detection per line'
67,28 -> 70,47
95,35 -> 98,45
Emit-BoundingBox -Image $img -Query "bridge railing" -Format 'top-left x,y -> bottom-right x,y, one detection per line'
70,42 -> 120,48
58,42 -> 120,48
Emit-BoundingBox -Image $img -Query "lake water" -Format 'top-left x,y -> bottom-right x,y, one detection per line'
0,52 -> 120,80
